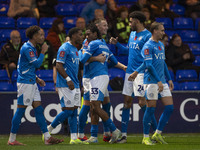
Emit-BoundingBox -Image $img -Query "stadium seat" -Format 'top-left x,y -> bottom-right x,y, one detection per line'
168,70 -> 175,81
165,30 -> 177,39
179,82 -> 200,90
115,55 -> 128,66
19,29 -> 28,42
174,18 -> 194,30
188,43 -> 200,55
36,70 -> 53,82
58,0 -> 73,2
0,17 -> 15,28
73,0 -> 90,2
108,68 -> 125,80
170,4 -> 185,16
17,17 -> 38,29
155,18 -> 172,29
0,4 -> 8,16
179,30 -> 200,42
117,0 -> 137,3
173,82 -> 179,90
40,82 -> 55,91
0,29 -> 12,42
55,4 -> 77,16
39,17 -> 56,29
0,81 -> 14,91
176,69 -> 198,82
195,18 -> 200,30
0,69 -> 10,81
63,17 -> 77,29
11,70 -> 18,82
107,44 -> 117,55
107,84 -> 113,91
193,56 -> 200,66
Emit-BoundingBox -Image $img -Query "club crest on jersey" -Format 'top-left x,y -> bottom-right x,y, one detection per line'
29,51 -> 34,57
59,51 -> 65,57
144,49 -> 149,55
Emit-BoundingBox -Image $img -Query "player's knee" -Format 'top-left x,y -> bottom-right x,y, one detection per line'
124,101 -> 132,109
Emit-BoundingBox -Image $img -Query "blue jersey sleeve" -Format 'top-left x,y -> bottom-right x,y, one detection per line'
24,48 -> 44,68
116,42 -> 129,55
109,53 -> 118,66
164,62 -> 172,81
136,61 -> 145,73
57,46 -> 69,64
142,45 -> 161,82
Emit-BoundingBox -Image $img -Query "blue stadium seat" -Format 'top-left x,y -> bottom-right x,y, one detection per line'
17,17 -> 38,29
107,84 -> 113,91
155,18 -> 172,29
173,82 -> 179,90
74,0 -> 90,2
0,81 -> 14,91
0,4 -> 8,16
170,4 -> 185,16
176,69 -> 198,82
180,30 -> 200,42
193,56 -> 200,66
179,82 -> 200,90
39,17 -> 56,29
108,68 -> 125,80
188,43 -> 200,55
63,17 -> 77,29
0,29 -> 12,42
0,69 -> 10,81
115,55 -> 128,66
58,0 -> 73,2
195,18 -> 200,30
174,18 -> 194,30
19,29 -> 28,42
165,30 -> 177,39
118,0 -> 137,3
11,70 -> 18,82
36,70 -> 53,82
0,17 -> 15,28
55,4 -> 77,16
168,70 -> 175,81
40,82 -> 55,91
107,44 -> 117,55
0,0 -> 8,3
76,3 -> 86,14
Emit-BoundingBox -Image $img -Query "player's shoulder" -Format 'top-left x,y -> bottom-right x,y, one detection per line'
58,42 -> 71,52
21,42 -> 33,53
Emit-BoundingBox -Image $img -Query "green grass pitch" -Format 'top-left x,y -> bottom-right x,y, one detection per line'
1,133 -> 199,150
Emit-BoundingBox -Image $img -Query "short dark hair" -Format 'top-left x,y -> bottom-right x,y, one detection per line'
68,27 -> 82,39
94,18 -> 107,25
26,25 -> 41,39
86,23 -> 101,39
150,21 -> 163,33
129,11 -> 146,23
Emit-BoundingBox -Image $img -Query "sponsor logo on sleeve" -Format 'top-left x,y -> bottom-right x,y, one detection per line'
59,51 -> 65,57
29,51 -> 35,57
144,49 -> 149,55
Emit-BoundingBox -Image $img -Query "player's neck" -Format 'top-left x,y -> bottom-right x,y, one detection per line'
70,40 -> 76,47
136,25 -> 145,33
152,36 -> 159,42
29,40 -> 36,47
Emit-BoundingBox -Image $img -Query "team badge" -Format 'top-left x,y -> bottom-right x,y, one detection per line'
29,51 -> 34,57
144,49 -> 149,55
59,51 -> 65,57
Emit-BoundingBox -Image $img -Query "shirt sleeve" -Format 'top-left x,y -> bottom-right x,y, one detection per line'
56,46 -> 68,64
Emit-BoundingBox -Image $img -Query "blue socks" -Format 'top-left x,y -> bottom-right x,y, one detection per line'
141,105 -> 157,131
34,105 -> 48,133
78,105 -> 90,134
51,109 -> 73,128
11,107 -> 26,133
103,118 -> 116,132
157,105 -> 174,131
143,107 -> 156,134
68,109 -> 78,134
102,103 -> 111,133
91,125 -> 98,137
121,108 -> 130,133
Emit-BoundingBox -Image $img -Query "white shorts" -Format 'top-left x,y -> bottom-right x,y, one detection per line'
122,73 -> 145,97
58,87 -> 81,107
89,75 -> 109,101
144,83 -> 172,100
83,77 -> 109,101
17,83 -> 41,106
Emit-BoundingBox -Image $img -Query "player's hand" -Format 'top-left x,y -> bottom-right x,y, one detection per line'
41,43 -> 48,54
97,53 -> 106,63
157,81 -> 163,92
67,81 -> 75,90
36,78 -> 46,87
109,37 -> 118,45
65,36 -> 70,42
168,80 -> 174,91
123,65 -> 127,72
128,71 -> 138,81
